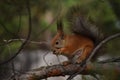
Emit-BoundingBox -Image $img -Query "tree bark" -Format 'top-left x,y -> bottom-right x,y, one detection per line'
19,62 -> 120,80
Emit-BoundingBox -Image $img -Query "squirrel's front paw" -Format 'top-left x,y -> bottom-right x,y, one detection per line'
52,48 -> 62,55
56,49 -> 62,54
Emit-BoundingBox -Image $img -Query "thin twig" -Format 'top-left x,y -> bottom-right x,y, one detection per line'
1,38 -> 47,45
43,51 -> 50,66
98,56 -> 120,63
7,43 -> 16,80
0,0 -> 32,65
86,33 -> 120,63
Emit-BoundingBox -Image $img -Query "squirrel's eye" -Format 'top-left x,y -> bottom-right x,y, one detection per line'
56,41 -> 59,44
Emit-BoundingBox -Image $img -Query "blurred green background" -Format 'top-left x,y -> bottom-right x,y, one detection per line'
0,0 -> 120,80
0,0 -> 119,58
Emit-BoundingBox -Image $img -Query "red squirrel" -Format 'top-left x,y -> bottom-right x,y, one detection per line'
51,6 -> 103,64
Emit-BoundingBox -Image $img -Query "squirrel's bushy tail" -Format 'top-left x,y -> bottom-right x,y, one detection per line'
66,6 -> 103,45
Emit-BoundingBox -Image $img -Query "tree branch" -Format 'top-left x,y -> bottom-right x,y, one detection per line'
18,62 -> 120,80
18,63 -> 91,80
86,33 -> 120,63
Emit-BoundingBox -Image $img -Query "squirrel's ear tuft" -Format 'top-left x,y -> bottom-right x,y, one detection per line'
57,19 -> 63,33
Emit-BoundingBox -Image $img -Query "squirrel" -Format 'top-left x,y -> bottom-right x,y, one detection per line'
51,6 -> 103,64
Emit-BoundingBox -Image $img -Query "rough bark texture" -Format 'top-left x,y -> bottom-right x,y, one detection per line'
18,62 -> 120,80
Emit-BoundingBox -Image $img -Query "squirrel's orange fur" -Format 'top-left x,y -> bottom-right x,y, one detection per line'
51,31 -> 94,63
51,6 -> 103,63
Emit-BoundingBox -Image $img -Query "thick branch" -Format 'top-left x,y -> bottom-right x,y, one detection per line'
18,62 -> 120,80
19,63 -> 92,80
